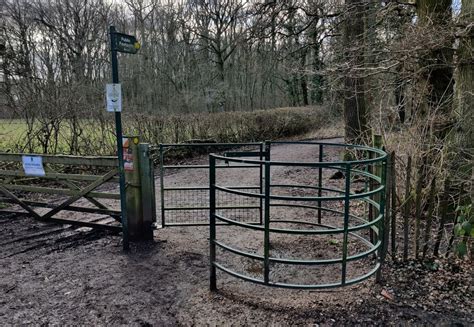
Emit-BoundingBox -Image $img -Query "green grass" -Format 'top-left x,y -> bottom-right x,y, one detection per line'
0,119 -> 28,150
0,106 -> 335,155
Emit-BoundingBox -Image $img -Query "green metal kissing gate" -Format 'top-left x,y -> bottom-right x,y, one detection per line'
209,141 -> 387,290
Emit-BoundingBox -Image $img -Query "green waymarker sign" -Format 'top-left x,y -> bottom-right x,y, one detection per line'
112,32 -> 141,54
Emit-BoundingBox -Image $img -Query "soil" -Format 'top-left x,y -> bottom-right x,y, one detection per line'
1,139 -> 472,326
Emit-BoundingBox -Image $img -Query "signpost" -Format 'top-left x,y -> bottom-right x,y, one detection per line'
109,26 -> 140,250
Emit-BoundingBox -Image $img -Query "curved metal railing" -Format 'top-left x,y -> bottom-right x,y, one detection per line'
209,141 -> 387,290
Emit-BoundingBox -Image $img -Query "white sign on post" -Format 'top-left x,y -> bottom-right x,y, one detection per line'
106,83 -> 122,112
22,156 -> 45,176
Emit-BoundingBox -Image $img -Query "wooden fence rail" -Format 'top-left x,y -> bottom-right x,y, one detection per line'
0,152 -> 122,231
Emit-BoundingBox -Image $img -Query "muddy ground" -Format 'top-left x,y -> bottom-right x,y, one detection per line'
1,139 -> 472,326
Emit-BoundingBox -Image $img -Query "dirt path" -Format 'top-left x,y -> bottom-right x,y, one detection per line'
1,139 -> 472,326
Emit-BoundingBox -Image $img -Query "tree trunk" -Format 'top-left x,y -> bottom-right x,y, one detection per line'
416,0 -> 454,136
394,74 -> 407,124
343,0 -> 369,144
451,0 -> 474,190
300,49 -> 309,106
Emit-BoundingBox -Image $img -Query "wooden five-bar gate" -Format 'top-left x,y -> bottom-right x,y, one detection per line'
0,137 -> 156,238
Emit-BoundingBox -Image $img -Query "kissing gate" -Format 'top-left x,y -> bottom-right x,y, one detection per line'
130,140 -> 387,289
0,140 -> 387,290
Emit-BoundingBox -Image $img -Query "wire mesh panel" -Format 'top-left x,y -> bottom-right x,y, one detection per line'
159,143 -> 264,226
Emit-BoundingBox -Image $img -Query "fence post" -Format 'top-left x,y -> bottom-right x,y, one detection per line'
372,134 -> 385,282
209,155 -> 217,291
159,144 -> 165,228
414,164 -> 424,259
123,136 -> 145,241
403,156 -> 412,261
139,143 -> 155,240
263,160 -> 271,285
318,144 -> 323,224
383,149 -> 391,261
390,151 -> 397,259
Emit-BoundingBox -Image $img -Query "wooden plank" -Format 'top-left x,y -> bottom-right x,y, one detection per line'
0,184 -> 120,199
41,169 -> 118,220
0,153 -> 117,167
50,168 -> 110,211
0,169 -> 119,182
0,198 -> 120,218
0,185 -> 42,220
47,217 -> 121,232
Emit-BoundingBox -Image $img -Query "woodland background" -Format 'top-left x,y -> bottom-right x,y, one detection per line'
1,0 -> 473,258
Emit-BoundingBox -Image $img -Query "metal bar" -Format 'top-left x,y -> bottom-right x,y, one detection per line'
214,237 -> 380,266
160,221 -> 261,227
318,144 -> 323,224
160,144 -> 166,227
163,185 -> 259,191
209,155 -> 217,291
390,151 -> 397,259
214,240 -> 264,261
213,261 -> 380,290
258,143 -> 264,225
263,161 -> 271,284
150,153 -> 157,224
270,184 -> 346,194
164,206 -> 260,211
163,164 -> 260,169
341,163 -> 351,285
224,151 -> 264,157
214,184 -> 384,202
160,142 -> 262,147
210,150 -> 387,167
376,159 -> 388,282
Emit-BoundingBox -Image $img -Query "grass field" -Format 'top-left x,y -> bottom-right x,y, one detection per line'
0,120 -> 28,150
0,106 -> 337,155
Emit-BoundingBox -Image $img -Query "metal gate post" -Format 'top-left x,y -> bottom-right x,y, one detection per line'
124,136 -> 144,241
318,144 -> 323,224
209,155 -> 217,291
159,144 -> 165,227
376,159 -> 388,283
263,158 -> 271,284
139,143 -> 155,240
341,163 -> 351,285
259,143 -> 264,225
